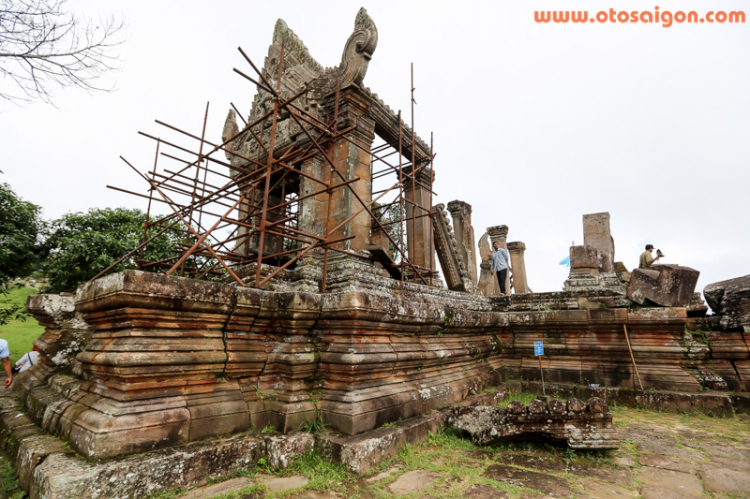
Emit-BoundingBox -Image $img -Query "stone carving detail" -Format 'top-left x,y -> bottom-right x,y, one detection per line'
432,204 -> 474,293
447,200 -> 478,286
221,109 -> 240,161
448,397 -> 618,450
338,8 -> 378,88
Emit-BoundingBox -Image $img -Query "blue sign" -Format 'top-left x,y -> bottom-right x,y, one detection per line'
534,341 -> 544,356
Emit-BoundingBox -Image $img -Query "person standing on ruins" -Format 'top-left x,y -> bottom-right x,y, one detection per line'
0,338 -> 12,388
491,241 -> 511,295
639,244 -> 663,269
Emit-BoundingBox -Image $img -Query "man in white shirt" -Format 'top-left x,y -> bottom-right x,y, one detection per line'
15,348 -> 39,373
0,339 -> 12,388
490,241 -> 511,295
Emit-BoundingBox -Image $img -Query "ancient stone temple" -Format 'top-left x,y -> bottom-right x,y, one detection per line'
3,9 -> 750,498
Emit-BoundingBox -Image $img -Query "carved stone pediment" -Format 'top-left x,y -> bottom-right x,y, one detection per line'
224,9 -> 379,170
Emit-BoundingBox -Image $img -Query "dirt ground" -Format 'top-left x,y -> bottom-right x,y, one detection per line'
180,404 -> 750,499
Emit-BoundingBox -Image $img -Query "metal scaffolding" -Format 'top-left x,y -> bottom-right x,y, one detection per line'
98,47 -> 437,290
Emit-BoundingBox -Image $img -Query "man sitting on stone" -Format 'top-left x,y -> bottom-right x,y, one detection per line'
639,244 -> 663,269
491,241 -> 511,295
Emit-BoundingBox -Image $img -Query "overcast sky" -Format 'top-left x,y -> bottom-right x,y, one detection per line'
1,0 -> 748,295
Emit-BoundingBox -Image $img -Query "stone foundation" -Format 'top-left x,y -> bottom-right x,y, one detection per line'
11,270 -> 750,466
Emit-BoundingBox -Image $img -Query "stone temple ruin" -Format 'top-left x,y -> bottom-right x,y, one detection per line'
2,8 -> 750,498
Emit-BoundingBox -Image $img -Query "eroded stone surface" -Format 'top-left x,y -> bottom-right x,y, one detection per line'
482,465 -> 570,496
465,483 -> 509,498
258,474 -> 309,493
699,465 -> 750,494
576,478 -> 638,498
704,274 -> 750,329
634,467 -> 703,497
182,477 -> 251,499
638,453 -> 696,474
387,470 -> 435,495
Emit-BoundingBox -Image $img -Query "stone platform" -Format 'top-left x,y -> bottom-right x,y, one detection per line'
13,270 -> 750,464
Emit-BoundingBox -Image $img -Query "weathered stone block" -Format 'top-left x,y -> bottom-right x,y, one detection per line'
570,245 -> 599,271
704,275 -> 750,330
448,397 -> 618,449
627,264 -> 700,307
583,212 -> 615,272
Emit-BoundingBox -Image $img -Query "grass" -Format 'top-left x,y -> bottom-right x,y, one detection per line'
496,391 -> 538,408
0,286 -> 44,364
0,453 -> 24,499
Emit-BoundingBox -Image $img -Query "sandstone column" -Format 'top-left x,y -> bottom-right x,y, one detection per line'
404,165 -> 436,279
326,88 -> 376,253
507,241 -> 529,294
477,232 -> 495,297
487,225 -> 510,295
447,200 -> 478,286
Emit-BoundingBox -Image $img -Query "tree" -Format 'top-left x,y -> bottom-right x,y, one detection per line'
0,0 -> 124,104
0,176 -> 46,283
42,207 -> 185,293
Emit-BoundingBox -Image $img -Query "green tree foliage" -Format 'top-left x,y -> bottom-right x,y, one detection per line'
0,179 -> 45,282
42,207 -> 184,293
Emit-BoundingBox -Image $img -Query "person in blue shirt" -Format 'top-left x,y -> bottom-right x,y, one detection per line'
0,339 -> 12,388
490,241 -> 511,295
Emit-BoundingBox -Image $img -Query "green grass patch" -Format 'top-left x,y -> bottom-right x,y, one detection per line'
0,453 -> 24,499
0,286 -> 44,364
291,448 -> 351,492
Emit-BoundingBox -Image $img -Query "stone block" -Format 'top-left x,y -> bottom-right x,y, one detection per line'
265,433 -> 314,470
627,264 -> 700,307
583,212 -> 615,270
703,274 -> 750,329
570,245 -> 599,271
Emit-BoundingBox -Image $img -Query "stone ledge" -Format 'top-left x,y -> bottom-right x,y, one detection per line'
510,380 -> 741,416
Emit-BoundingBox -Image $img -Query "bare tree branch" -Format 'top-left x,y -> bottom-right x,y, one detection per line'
0,0 -> 124,104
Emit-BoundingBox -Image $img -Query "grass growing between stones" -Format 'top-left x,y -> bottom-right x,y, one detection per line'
495,391 -> 538,408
